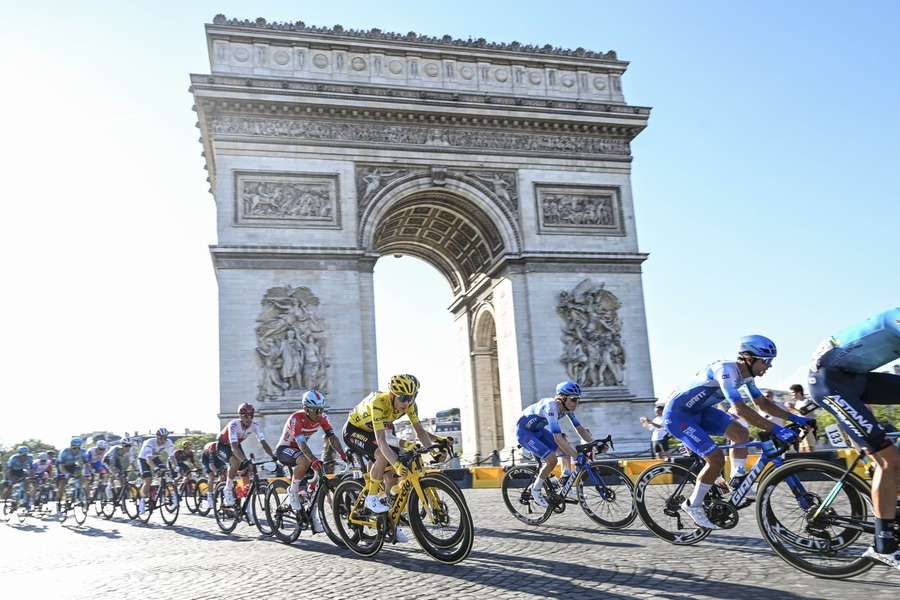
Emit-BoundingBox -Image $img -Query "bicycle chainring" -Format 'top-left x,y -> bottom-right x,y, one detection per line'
707,500 -> 739,529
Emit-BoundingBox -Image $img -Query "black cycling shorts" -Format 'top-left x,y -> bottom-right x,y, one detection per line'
275,445 -> 305,468
342,422 -> 398,463
809,366 -> 900,452
139,458 -> 162,478
201,451 -> 225,475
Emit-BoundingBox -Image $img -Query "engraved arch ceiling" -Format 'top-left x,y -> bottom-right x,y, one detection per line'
373,193 -> 504,294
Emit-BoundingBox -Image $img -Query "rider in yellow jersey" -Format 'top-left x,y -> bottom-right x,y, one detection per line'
343,374 -> 445,530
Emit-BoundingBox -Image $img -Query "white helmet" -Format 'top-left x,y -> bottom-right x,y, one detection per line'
302,389 -> 327,409
97,440 -> 109,450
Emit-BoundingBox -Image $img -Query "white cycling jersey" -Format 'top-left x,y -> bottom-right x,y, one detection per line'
139,437 -> 176,464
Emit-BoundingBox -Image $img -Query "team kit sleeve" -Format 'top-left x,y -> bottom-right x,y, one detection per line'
714,363 -> 746,405
545,402 -> 563,434
744,380 -> 764,399
371,399 -> 388,432
568,411 -> 583,428
138,440 -> 153,460
227,419 -> 241,445
406,403 -> 421,427
252,421 -> 265,441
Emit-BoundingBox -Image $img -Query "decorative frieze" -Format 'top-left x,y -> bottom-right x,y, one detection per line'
558,279 -> 625,388
535,184 -> 625,236
234,172 -> 340,229
211,115 -> 629,158
255,285 -> 328,400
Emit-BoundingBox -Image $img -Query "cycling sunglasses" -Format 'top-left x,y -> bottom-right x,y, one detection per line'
396,394 -> 416,404
753,356 -> 775,366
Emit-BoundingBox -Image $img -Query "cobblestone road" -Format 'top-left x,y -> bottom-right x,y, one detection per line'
1,490 -> 897,600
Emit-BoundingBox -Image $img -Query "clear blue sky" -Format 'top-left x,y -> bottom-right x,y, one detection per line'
1,1 -> 897,447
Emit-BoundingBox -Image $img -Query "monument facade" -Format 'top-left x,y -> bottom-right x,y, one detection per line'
191,15 -> 656,455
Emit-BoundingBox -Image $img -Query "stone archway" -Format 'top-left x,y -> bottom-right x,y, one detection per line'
195,16 -> 659,455
472,307 -> 503,455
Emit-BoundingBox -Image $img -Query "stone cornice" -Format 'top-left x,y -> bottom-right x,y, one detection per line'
210,15 -> 623,64
190,73 -> 651,120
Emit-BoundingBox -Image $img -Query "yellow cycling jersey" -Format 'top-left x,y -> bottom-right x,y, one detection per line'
348,391 -> 420,433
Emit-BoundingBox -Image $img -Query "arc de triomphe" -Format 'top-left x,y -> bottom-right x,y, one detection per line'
191,15 -> 656,455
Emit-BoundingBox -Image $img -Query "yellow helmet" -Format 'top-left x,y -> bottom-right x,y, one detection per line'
389,373 -> 420,397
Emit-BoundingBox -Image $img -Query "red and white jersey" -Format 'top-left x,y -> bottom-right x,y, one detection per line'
202,441 -> 217,457
279,410 -> 334,449
218,419 -> 265,447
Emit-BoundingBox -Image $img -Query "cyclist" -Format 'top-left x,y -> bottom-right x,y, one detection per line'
344,374 -> 443,542
138,428 -> 178,514
6,446 -> 34,508
807,307 -> 900,569
516,381 -> 595,508
102,437 -> 138,496
277,390 -> 347,522
173,440 -> 198,493
83,439 -> 110,492
56,437 -> 88,508
200,440 -> 224,508
217,403 -> 277,507
32,452 -> 53,483
663,335 -> 813,529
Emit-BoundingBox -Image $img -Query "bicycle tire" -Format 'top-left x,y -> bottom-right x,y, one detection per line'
252,481 -> 274,536
577,463 -> 637,529
213,483 -> 240,533
408,475 -> 474,564
72,488 -> 88,525
122,484 -> 140,520
195,478 -> 211,517
756,458 -> 874,580
633,461 -> 711,545
159,482 -> 180,525
100,487 -> 117,520
265,479 -> 300,544
183,480 -> 199,514
501,466 -> 552,525
331,479 -> 383,557
315,478 -> 347,548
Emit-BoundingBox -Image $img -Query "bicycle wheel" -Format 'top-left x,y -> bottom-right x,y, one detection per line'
72,488 -> 89,525
331,479 -> 383,557
756,459 -> 874,579
159,482 -> 180,525
122,484 -> 140,520
577,463 -> 637,529
408,475 -> 474,564
633,462 -> 711,545
252,481 -> 274,536
213,484 -> 240,533
265,479 -> 300,544
195,478 -> 211,516
501,466 -> 552,525
0,499 -> 10,522
100,486 -> 117,519
183,480 -> 199,514
316,479 -> 347,548
91,488 -> 104,516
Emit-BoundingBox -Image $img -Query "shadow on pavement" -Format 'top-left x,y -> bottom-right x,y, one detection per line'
476,525 -> 640,548
63,524 -> 122,539
6,522 -> 49,533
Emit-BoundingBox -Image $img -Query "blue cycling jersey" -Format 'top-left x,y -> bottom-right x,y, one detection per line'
811,307 -> 900,373
7,454 -> 33,471
667,360 -> 762,413
521,397 -> 582,434
58,448 -> 88,466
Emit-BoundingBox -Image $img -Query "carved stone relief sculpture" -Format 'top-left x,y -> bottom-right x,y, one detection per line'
255,285 -> 328,400
558,279 -> 625,388
536,184 -> 624,235
235,172 -> 340,228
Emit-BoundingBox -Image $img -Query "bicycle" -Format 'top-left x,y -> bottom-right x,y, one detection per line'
501,436 -> 636,528
175,468 -> 201,514
135,467 -> 180,525
331,439 -> 474,564
2,476 -> 35,524
57,474 -> 89,525
265,460 -> 348,547
98,473 -> 141,520
211,459 -> 274,536
633,424 -> 811,545
755,430 -> 900,579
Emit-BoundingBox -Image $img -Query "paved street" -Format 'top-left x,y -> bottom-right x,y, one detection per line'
1,489 -> 897,600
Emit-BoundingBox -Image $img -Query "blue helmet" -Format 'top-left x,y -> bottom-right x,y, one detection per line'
70,436 -> 82,448
302,389 -> 327,409
555,381 -> 582,397
17,446 -> 29,455
739,335 -> 777,359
